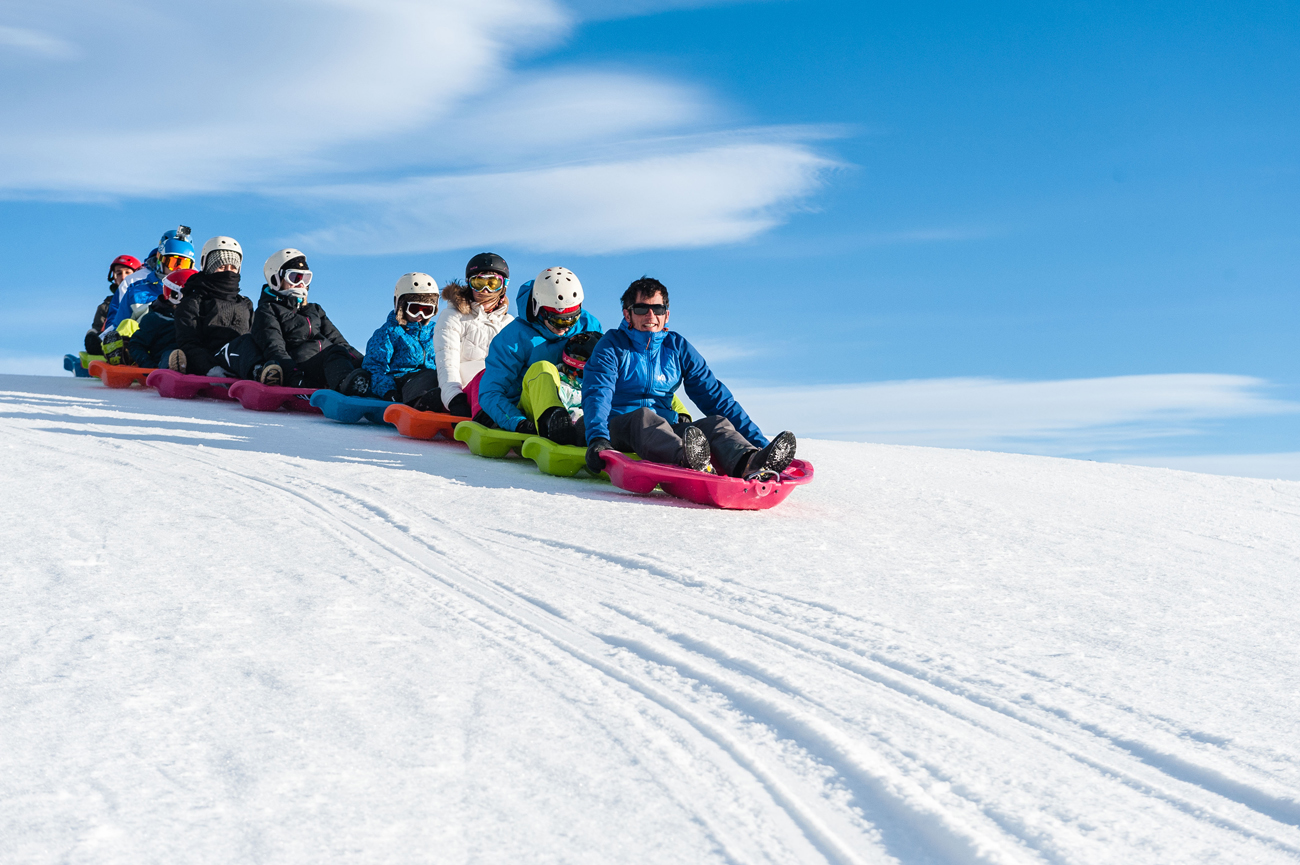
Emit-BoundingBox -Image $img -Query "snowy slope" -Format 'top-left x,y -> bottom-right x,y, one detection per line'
2,373 -> 1299,864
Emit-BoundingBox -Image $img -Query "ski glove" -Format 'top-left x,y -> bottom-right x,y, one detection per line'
516,419 -> 537,435
585,438 -> 614,474
447,392 -> 471,417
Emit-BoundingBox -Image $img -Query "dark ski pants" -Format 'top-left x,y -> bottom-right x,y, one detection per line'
295,343 -> 362,390
395,369 -> 445,412
217,333 -> 259,379
608,408 -> 755,475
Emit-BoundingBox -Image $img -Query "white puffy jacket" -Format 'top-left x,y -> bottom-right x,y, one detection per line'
434,281 -> 514,402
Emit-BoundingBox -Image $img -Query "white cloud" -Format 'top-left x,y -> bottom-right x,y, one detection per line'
0,25 -> 77,59
0,0 -> 833,253
726,374 -> 1300,454
1120,452 -> 1300,483
294,140 -> 831,254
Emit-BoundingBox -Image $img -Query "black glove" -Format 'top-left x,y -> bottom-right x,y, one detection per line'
383,389 -> 400,402
677,413 -> 692,423
447,392 -> 471,417
516,418 -> 537,435
585,438 -> 613,473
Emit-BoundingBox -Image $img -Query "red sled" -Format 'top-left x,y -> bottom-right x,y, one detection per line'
227,380 -> 321,413
88,360 -> 152,388
383,403 -> 463,441
600,452 -> 814,510
146,369 -> 237,401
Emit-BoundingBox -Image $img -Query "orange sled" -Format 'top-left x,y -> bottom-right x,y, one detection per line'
88,360 -> 153,388
383,404 -> 463,441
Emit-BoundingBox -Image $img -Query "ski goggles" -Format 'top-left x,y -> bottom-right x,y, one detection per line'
628,302 -> 668,316
405,300 -> 436,320
538,305 -> 581,330
159,254 -> 194,273
281,269 -> 312,287
468,273 -> 506,291
560,351 -> 587,372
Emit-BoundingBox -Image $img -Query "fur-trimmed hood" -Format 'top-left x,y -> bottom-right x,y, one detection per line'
441,279 -> 476,315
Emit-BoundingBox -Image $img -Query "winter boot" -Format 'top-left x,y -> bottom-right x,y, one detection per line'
339,368 -> 371,397
539,406 -> 577,445
101,332 -> 129,366
258,363 -> 283,387
737,430 -> 797,480
412,392 -> 444,413
681,424 -> 711,472
168,349 -> 187,373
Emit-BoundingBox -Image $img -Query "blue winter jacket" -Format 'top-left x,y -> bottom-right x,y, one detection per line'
105,270 -> 162,332
362,310 -> 437,398
581,319 -> 767,447
478,280 -> 601,431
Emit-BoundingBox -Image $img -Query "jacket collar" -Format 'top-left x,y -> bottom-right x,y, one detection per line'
618,318 -> 668,351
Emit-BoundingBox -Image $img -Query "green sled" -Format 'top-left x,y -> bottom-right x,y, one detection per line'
453,421 -> 530,457
520,436 -> 641,478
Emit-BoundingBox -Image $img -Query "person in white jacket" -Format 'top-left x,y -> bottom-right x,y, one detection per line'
434,252 -> 515,416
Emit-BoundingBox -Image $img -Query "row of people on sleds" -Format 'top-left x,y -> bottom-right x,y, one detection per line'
89,228 -> 798,481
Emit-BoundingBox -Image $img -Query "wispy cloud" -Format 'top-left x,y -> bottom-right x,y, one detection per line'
727,374 -> 1300,455
294,140 -> 831,255
0,25 -> 77,59
1122,452 -> 1300,482
0,0 -> 834,253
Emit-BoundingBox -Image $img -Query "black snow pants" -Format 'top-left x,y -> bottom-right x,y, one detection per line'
293,343 -> 362,390
395,369 -> 445,412
608,408 -> 755,475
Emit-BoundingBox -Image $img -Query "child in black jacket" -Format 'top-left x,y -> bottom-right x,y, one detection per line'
226,249 -> 367,394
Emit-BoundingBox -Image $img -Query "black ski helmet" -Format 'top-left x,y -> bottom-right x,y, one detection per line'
465,252 -> 509,280
559,330 -> 602,375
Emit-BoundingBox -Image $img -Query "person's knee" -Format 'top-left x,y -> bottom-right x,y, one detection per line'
696,414 -> 736,433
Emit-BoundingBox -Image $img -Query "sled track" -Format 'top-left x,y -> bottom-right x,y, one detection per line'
126,438 -> 1300,865
14,387 -> 1300,865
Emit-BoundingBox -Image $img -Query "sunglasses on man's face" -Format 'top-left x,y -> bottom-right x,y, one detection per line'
629,303 -> 668,316
405,301 -> 436,319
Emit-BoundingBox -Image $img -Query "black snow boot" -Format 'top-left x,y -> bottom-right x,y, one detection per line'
681,424 -> 711,472
539,406 -> 577,446
339,368 -> 371,397
735,430 -> 796,480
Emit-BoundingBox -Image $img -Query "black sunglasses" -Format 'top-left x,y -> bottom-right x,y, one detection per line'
628,303 -> 668,316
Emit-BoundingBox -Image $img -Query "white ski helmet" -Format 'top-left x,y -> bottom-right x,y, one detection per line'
263,248 -> 308,289
200,235 -> 243,271
394,272 -> 438,309
530,267 -> 583,318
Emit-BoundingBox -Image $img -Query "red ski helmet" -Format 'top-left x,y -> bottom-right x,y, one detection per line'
108,254 -> 142,282
161,268 -> 198,304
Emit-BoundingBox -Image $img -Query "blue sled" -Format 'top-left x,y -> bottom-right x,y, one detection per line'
65,354 -> 91,377
309,390 -> 394,425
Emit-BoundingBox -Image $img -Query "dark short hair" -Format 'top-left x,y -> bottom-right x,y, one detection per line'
621,276 -> 669,309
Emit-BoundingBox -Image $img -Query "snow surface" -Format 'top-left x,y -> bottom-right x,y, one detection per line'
3,373 -> 1299,864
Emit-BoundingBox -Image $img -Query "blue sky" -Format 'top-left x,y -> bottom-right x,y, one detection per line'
2,0 -> 1297,475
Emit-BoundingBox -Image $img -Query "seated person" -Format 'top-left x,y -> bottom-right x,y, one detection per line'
221,248 -> 367,394
434,252 -> 514,417
86,254 -> 141,356
583,277 -> 796,479
476,267 -> 601,440
363,273 -> 442,410
128,269 -> 195,368
103,227 -> 195,335
170,235 -> 254,376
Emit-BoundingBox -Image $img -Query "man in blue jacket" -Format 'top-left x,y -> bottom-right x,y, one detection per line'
582,277 -> 796,480
477,267 -> 601,439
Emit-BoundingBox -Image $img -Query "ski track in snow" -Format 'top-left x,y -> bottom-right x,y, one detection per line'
2,375 -> 1299,864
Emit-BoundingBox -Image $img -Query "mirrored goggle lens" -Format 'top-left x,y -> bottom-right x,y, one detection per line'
469,274 -> 505,290
630,303 -> 667,316
545,314 -> 579,328
161,255 -> 193,271
282,269 -> 312,286
405,302 -> 436,318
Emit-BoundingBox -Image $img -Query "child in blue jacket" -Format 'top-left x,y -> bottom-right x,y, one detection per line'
362,273 -> 443,411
